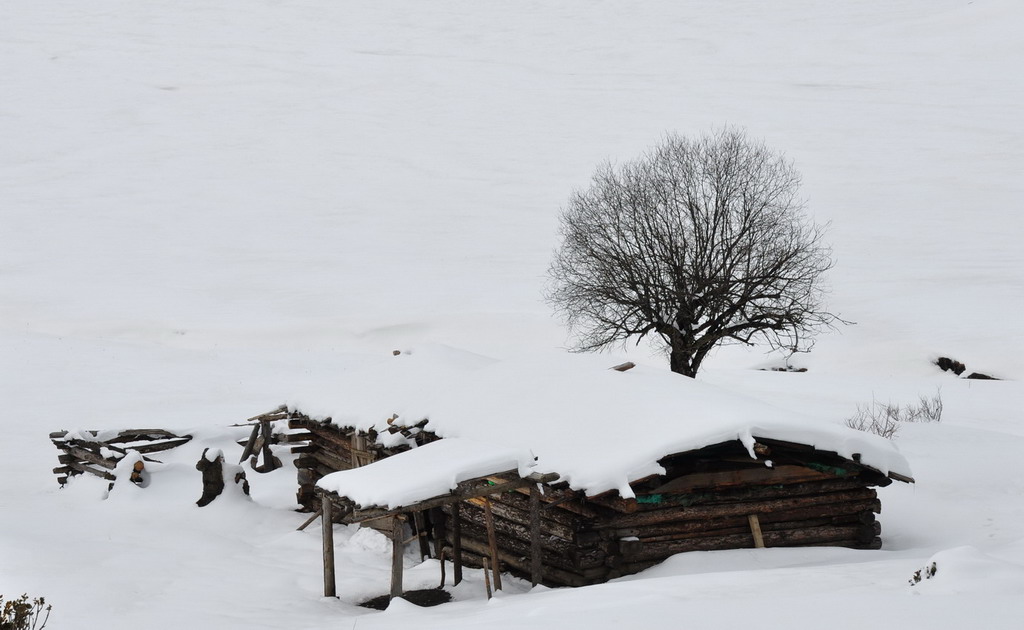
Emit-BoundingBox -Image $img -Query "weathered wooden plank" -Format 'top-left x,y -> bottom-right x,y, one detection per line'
452,502 -> 463,585
334,473 -> 560,524
390,516 -> 405,600
65,460 -> 116,481
63,446 -> 117,470
455,521 -> 605,572
748,515 -> 765,548
611,497 -> 881,541
322,496 -> 336,597
453,535 -> 602,588
482,498 -> 503,591
596,488 -> 878,530
647,465 -> 842,495
464,495 -> 578,543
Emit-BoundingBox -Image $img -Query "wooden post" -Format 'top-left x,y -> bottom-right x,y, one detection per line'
452,502 -> 463,585
748,514 -> 765,548
482,497 -> 502,591
438,548 -> 447,588
529,484 -> 543,586
390,515 -> 405,601
322,497 -> 336,597
413,511 -> 431,560
482,556 -> 493,600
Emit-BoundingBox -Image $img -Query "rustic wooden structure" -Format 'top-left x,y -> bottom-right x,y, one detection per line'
318,470 -> 560,602
238,409 -> 285,473
316,436 -> 913,596
279,407 -> 439,513
50,429 -> 192,487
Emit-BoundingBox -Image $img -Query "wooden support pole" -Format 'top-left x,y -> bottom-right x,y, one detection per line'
322,498 -> 336,597
390,516 -> 405,601
748,514 -> 765,548
452,502 -> 463,585
438,548 -> 447,588
482,497 -> 502,591
529,484 -> 543,586
413,511 -> 431,560
482,557 -> 493,600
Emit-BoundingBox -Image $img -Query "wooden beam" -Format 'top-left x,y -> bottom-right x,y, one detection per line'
452,502 -> 463,585
413,511 -> 431,560
647,464 -> 842,495
333,472 -> 560,525
748,514 -> 765,548
322,497 -> 336,597
482,557 -> 493,600
390,516 -> 405,601
482,498 -> 502,591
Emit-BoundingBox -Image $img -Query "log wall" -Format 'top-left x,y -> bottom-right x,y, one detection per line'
287,412 -> 439,513
440,439 -> 893,587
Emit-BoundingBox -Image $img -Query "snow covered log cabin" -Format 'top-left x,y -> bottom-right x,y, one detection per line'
285,347 -> 914,595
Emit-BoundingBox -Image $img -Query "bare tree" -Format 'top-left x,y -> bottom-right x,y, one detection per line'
547,128 -> 839,377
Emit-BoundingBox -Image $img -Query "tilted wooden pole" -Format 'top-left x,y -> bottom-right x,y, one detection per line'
482,497 -> 502,591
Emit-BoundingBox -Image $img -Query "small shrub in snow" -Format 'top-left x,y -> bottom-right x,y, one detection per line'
845,391 -> 943,439
909,561 -> 938,586
0,594 -> 51,630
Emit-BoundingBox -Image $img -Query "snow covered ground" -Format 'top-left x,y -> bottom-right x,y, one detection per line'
2,1 -> 1022,627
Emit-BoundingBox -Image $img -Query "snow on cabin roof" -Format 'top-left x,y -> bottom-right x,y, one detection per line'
302,345 -> 912,502
316,438 -> 535,510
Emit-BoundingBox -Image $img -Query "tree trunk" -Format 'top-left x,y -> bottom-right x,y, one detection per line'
669,343 -> 698,378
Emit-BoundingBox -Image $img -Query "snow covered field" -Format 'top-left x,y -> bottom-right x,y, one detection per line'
2,1 -> 1022,628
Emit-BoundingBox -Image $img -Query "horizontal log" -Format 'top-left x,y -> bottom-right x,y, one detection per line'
63,446 -> 117,470
647,465 -> 844,495
512,486 -> 601,519
109,429 -> 179,441
280,432 -> 313,443
310,447 -> 352,472
456,521 -> 589,573
330,472 -> 560,524
596,488 -> 878,530
470,490 -> 583,537
66,460 -> 116,481
454,535 -> 606,588
598,487 -> 876,532
126,436 -> 192,454
302,423 -> 358,450
671,478 -> 873,507
612,498 -> 880,541
457,501 -> 576,555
